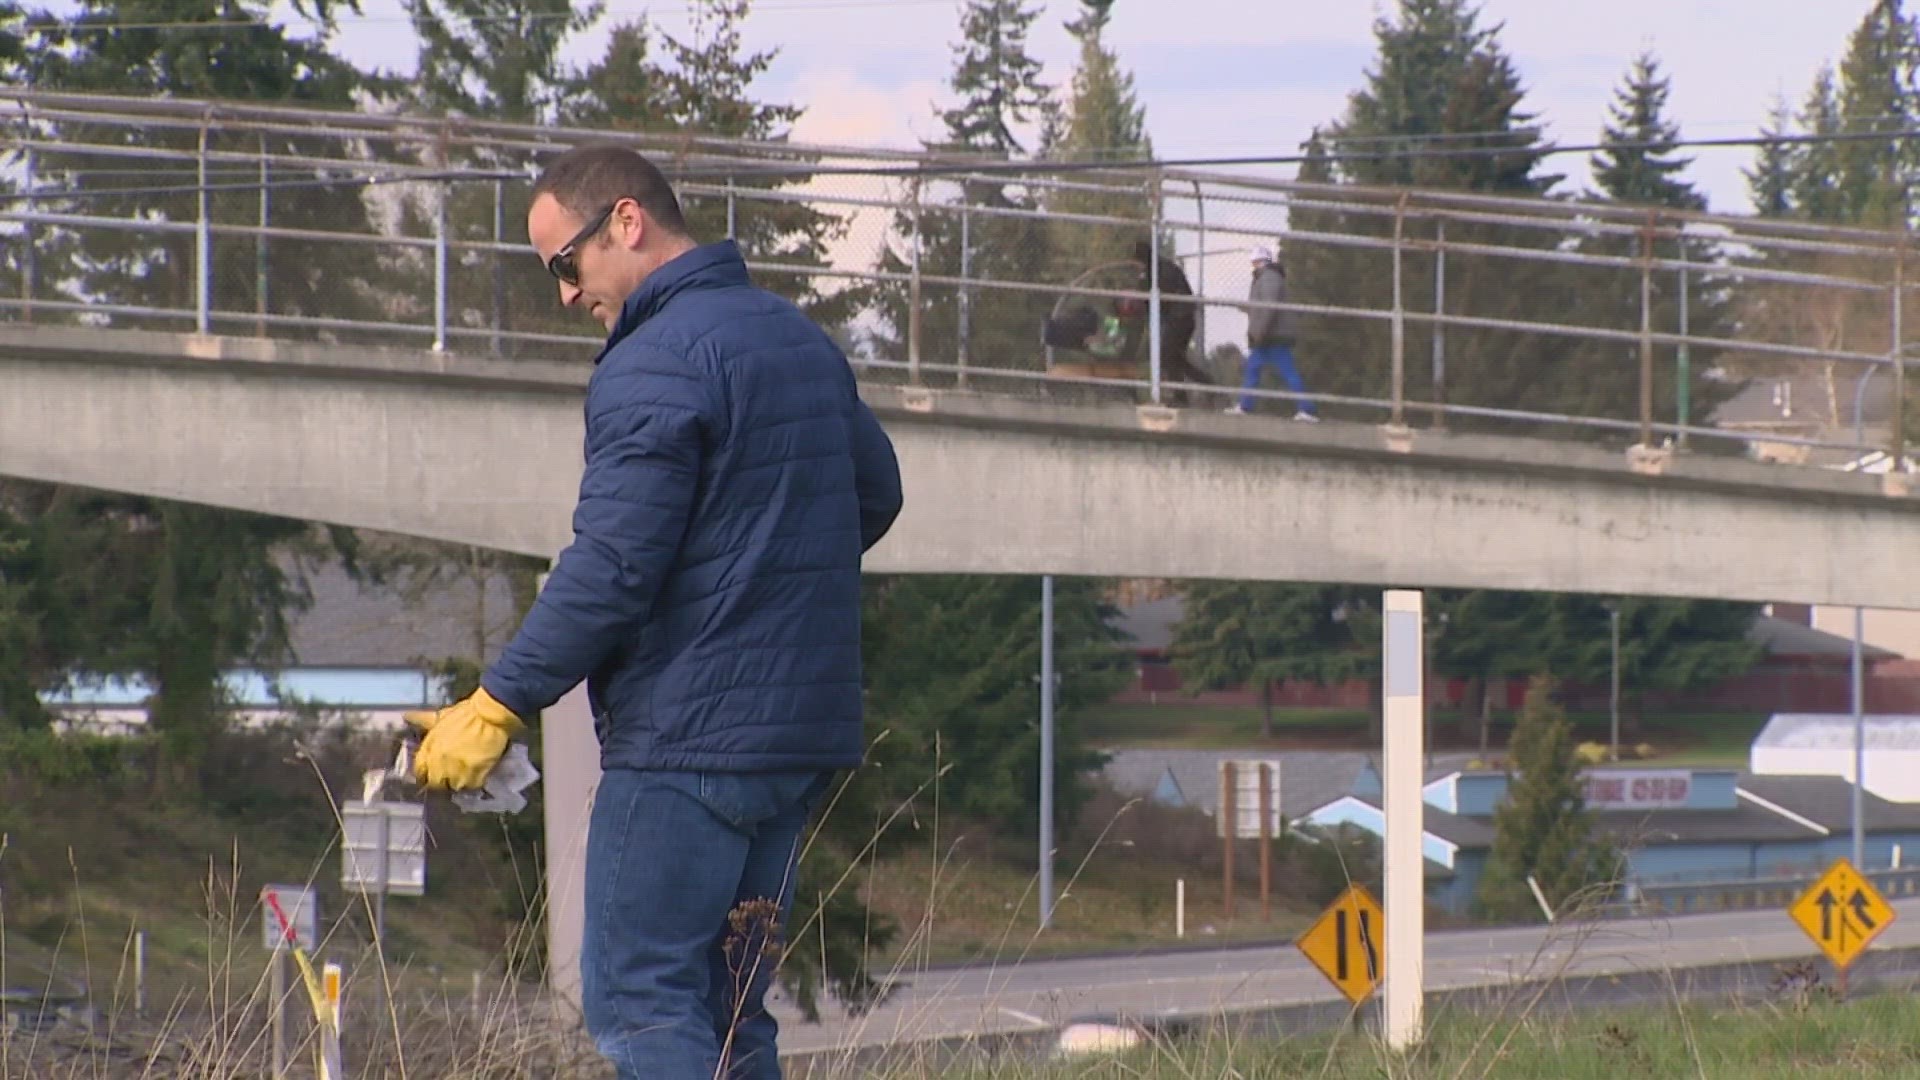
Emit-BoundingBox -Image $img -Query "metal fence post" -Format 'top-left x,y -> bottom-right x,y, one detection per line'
491,179 -> 505,356
1894,234 -> 1907,468
1677,239 -> 1691,449
1639,216 -> 1656,448
21,142 -> 35,323
1192,178 -> 1207,361
958,196 -> 972,387
907,176 -> 923,385
1148,176 -> 1164,406
256,137 -> 269,338
726,176 -> 738,241
196,120 -> 211,334
434,180 -> 449,353
1390,197 -> 1406,427
1432,217 -> 1447,430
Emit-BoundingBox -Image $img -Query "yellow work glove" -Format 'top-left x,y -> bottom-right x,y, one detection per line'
403,686 -> 525,792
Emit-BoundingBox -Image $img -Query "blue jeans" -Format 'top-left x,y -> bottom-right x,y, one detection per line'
1240,343 -> 1311,413
582,767 -> 832,1080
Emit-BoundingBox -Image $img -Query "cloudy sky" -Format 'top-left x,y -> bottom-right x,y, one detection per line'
302,0 -> 1881,215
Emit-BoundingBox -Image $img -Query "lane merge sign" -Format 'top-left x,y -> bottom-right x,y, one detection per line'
1788,857 -> 1894,970
1297,883 -> 1383,1004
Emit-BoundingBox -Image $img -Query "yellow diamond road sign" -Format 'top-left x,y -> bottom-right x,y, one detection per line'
1296,884 -> 1383,1004
1789,857 -> 1896,970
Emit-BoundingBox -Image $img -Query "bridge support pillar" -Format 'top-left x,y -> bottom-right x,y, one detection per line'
539,571 -> 601,1020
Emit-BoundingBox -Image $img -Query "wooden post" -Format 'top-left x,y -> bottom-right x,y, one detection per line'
1221,760 -> 1236,922
1258,762 -> 1273,920
269,949 -> 287,1079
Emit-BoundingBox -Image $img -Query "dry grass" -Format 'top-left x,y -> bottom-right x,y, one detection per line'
863,839 -> 1314,969
874,990 -> 1920,1079
1,717 -> 1855,1079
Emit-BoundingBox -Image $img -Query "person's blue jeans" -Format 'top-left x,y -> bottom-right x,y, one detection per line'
1240,343 -> 1312,413
582,766 -> 833,1080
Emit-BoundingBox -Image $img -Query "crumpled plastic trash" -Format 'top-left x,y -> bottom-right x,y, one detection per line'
382,738 -> 541,814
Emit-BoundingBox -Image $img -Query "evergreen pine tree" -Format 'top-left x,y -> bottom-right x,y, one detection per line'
1744,95 -> 1801,218
1793,67 -> 1849,222
1475,676 -> 1618,921
391,0 -> 603,359
1289,0 -> 1576,431
1834,0 -> 1920,228
23,0 -> 379,786
557,20 -> 665,129
1171,584 -> 1380,740
1565,49 -> 1739,430
1589,51 -> 1705,211
1326,0 -> 1557,194
1732,5 -> 1920,413
938,0 -> 1052,153
1041,0 -> 1153,280
866,0 -> 1055,373
405,0 -> 599,123
638,0 -> 858,330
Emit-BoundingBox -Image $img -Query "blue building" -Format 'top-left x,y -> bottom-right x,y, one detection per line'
39,554 -> 519,731
1303,764 -> 1920,915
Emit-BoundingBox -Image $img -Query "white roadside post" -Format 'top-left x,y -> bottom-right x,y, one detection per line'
1382,590 -> 1425,1050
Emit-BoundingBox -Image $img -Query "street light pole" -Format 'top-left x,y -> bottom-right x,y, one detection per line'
1608,604 -> 1621,763
1853,604 -> 1865,870
1039,574 -> 1056,929
1848,367 -> 1881,870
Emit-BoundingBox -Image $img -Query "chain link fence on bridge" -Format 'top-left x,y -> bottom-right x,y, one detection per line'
2,90 -> 1914,465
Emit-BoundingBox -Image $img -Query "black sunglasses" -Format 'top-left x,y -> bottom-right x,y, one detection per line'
544,203 -> 618,286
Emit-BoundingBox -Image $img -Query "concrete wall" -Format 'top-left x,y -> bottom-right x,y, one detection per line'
6,326 -> 1920,606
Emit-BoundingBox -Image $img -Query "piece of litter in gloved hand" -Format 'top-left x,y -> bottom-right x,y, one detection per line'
451,743 -> 541,814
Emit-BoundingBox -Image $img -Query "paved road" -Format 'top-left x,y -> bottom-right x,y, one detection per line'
772,895 -> 1920,1055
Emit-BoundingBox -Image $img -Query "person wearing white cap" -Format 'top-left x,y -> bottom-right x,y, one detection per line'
1228,244 -> 1316,420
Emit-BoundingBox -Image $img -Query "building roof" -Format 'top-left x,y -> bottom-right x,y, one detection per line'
1751,713 -> 1920,753
281,555 -> 522,668
1111,594 -> 1184,654
1329,793 -> 1497,849
1103,748 -> 1487,824
1747,616 -> 1900,660
1100,748 -> 1376,822
1593,801 -> 1824,847
1738,773 -> 1920,835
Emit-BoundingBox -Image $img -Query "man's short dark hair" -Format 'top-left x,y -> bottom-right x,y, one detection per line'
532,143 -> 690,237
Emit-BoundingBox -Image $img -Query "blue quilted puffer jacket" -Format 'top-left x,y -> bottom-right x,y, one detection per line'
480,240 -> 903,772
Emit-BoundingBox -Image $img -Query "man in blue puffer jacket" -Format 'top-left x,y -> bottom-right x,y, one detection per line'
401,144 -> 903,1079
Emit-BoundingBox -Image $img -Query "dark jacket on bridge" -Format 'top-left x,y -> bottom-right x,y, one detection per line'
480,240 -> 903,772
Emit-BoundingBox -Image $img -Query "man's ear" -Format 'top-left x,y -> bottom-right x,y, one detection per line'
616,202 -> 649,251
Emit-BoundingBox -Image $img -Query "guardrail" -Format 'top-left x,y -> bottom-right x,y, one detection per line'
2,89 -> 1914,465
1612,865 -> 1920,917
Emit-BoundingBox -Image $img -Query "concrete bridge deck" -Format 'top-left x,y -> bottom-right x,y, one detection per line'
1,324 -> 1914,608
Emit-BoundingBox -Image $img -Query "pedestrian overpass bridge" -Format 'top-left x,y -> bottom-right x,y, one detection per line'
2,323 -> 1913,609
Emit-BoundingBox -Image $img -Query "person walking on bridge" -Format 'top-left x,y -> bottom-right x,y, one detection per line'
1229,244 -> 1316,420
402,144 -> 903,1079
